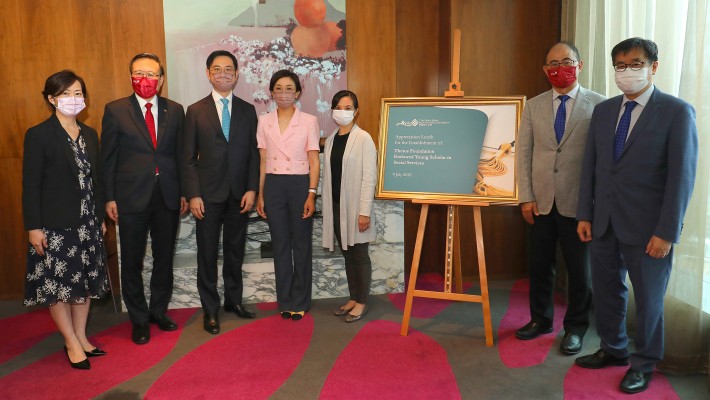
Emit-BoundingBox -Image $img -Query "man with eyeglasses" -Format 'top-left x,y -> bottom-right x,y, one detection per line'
182,50 -> 259,334
516,42 -> 605,356
575,38 -> 697,394
102,53 -> 187,345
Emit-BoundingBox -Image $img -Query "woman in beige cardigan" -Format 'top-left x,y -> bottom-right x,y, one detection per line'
322,90 -> 377,323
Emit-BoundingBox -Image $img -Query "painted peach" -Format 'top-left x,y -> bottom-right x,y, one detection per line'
294,0 -> 327,28
323,21 -> 342,51
291,24 -> 331,58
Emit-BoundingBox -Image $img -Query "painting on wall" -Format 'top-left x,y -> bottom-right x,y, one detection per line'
163,0 -> 346,137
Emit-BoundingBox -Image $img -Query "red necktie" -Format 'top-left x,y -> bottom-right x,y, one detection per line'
145,103 -> 158,174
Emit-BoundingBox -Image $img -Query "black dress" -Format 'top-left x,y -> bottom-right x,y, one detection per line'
24,132 -> 109,306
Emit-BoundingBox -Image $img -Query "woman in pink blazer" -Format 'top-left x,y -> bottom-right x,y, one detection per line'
256,70 -> 320,320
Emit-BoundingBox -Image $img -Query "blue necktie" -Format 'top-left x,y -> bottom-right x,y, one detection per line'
613,101 -> 637,161
554,95 -> 570,144
220,98 -> 230,141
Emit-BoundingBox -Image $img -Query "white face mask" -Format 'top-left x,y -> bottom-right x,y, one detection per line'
54,97 -> 86,117
332,109 -> 355,126
615,67 -> 650,95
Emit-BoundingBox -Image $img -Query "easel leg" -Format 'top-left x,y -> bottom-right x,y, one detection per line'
453,206 -> 463,293
473,206 -> 493,346
401,204 -> 429,336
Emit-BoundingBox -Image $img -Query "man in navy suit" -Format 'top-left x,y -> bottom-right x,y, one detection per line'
574,38 -> 697,394
182,50 -> 259,334
102,53 -> 187,345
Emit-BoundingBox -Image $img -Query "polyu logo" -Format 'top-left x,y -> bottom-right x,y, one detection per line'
396,119 -> 419,127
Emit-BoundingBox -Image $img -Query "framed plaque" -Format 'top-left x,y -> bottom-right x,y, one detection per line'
376,96 -> 525,203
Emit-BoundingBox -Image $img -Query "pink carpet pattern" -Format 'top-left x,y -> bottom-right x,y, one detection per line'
563,365 -> 679,399
0,309 -> 56,364
320,320 -> 460,399
0,308 -> 196,400
388,273 -> 473,319
497,279 -> 565,368
145,313 -> 314,400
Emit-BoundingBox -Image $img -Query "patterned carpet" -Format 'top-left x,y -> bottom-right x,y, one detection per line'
0,277 -> 705,399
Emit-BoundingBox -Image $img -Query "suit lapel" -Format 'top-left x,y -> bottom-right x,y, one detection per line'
539,91 -> 557,146
620,88 -> 660,159
202,95 -> 226,144
560,87 -> 588,146
128,95 -> 155,148
49,115 -> 80,178
156,97 -> 168,148
265,111 -> 290,155
228,94 -> 245,143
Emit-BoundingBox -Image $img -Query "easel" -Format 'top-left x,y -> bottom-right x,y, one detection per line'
399,29 -> 494,346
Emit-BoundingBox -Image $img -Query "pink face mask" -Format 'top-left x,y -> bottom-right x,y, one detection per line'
132,76 -> 159,99
273,92 -> 297,109
54,97 -> 86,117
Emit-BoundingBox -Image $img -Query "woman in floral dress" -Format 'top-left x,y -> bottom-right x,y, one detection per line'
22,70 -> 109,369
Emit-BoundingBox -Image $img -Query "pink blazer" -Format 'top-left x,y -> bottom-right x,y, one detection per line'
256,108 -> 320,175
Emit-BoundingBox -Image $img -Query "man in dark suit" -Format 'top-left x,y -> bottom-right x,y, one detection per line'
575,38 -> 697,394
182,50 -> 259,334
515,42 -> 605,355
102,53 -> 187,344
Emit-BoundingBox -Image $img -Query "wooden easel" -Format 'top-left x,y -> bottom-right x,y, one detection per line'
399,29 -> 494,346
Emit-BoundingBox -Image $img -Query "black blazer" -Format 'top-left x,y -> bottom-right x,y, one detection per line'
101,95 -> 185,213
182,94 -> 259,203
22,114 -> 104,230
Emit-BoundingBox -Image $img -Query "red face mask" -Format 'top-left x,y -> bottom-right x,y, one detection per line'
546,65 -> 577,88
132,76 -> 160,99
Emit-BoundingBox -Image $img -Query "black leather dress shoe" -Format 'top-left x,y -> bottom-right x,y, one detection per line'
224,304 -> 256,319
560,333 -> 583,355
575,349 -> 629,369
620,369 -> 652,394
203,314 -> 220,335
85,347 -> 107,357
132,322 -> 150,345
149,313 -> 178,331
515,321 -> 553,340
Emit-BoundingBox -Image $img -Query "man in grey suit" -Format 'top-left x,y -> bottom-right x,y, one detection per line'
574,38 -> 697,394
515,42 -> 605,355
182,50 -> 259,335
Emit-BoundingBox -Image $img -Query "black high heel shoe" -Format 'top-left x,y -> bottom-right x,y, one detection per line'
64,346 -> 90,370
85,347 -> 107,357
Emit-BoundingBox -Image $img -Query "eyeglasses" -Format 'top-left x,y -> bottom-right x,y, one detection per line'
613,62 -> 646,72
273,88 -> 296,94
132,71 -> 160,79
210,67 -> 236,76
545,58 -> 578,68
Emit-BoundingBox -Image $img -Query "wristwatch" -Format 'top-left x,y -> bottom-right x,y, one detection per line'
308,188 -> 317,194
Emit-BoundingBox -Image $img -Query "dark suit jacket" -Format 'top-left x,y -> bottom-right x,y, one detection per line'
577,87 -> 698,245
182,94 -> 259,203
22,114 -> 104,230
101,95 -> 185,213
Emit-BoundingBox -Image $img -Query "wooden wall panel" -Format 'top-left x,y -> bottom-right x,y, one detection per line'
346,0 -> 397,141
0,0 -> 165,299
0,159 -> 25,299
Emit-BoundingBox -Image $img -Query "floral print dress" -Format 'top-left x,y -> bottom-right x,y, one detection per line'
24,132 -> 109,306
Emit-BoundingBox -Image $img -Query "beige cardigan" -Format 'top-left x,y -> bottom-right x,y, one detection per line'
322,125 -> 378,251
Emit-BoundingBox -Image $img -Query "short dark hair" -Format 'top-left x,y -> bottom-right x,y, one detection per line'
611,37 -> 659,63
331,90 -> 359,109
545,41 -> 581,61
42,70 -> 87,110
206,50 -> 238,70
129,53 -> 165,76
269,69 -> 302,92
